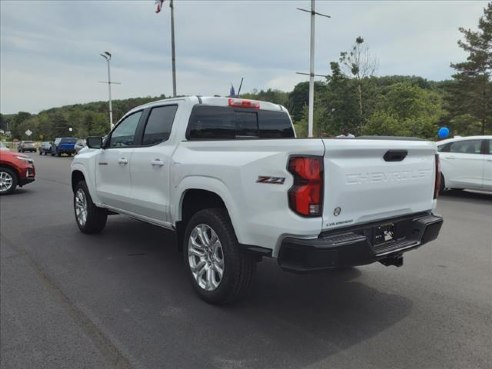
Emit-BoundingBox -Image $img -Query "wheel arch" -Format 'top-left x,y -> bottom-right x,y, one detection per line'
0,164 -> 20,184
174,178 -> 243,251
71,170 -> 85,193
70,164 -> 101,205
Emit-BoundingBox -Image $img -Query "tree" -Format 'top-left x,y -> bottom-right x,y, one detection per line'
339,36 -> 378,130
10,112 -> 32,139
287,82 -> 310,122
241,89 -> 289,107
364,82 -> 442,138
447,2 -> 492,134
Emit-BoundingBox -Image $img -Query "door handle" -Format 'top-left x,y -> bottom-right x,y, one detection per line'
151,159 -> 165,167
446,156 -> 456,160
118,158 -> 128,165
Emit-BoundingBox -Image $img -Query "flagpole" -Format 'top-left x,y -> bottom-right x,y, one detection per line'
170,0 -> 177,97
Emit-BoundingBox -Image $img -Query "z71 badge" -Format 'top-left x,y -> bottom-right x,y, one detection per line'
256,176 -> 285,185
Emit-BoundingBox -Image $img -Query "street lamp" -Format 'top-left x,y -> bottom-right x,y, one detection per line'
297,1 -> 330,138
100,51 -> 113,130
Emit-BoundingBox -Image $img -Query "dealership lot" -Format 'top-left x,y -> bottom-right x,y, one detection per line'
1,155 -> 491,369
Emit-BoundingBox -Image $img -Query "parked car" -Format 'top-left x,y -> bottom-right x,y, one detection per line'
39,141 -> 52,155
437,135 -> 492,192
51,137 -> 77,156
18,141 -> 36,153
0,144 -> 36,194
72,96 -> 443,304
74,139 -> 86,154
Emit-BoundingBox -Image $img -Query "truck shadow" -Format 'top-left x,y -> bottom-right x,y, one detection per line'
69,217 -> 414,369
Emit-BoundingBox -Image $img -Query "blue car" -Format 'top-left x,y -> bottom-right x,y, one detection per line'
51,137 -> 77,156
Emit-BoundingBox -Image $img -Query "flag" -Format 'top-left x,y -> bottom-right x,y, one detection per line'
155,0 -> 165,13
230,85 -> 236,97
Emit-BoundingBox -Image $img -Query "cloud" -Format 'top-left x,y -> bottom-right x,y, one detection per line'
0,0 -> 489,114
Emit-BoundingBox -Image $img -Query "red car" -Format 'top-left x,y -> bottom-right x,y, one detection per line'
0,142 -> 36,194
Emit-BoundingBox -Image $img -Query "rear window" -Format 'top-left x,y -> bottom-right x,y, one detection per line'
60,137 -> 77,144
186,106 -> 294,140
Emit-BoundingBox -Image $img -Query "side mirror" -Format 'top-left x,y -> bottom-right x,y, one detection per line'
86,136 -> 103,149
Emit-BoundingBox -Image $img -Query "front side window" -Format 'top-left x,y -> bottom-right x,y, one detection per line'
109,111 -> 142,148
142,105 -> 178,146
449,139 -> 482,154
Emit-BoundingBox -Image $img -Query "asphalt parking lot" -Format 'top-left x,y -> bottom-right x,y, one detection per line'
1,155 -> 491,369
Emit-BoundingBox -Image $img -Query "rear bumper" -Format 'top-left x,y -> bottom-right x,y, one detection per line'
278,212 -> 443,272
57,149 -> 76,154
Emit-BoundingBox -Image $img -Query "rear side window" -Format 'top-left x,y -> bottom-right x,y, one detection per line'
187,106 -> 294,140
449,140 -> 482,154
142,105 -> 178,145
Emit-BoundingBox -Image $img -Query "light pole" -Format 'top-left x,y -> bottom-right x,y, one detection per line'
100,51 -> 113,130
297,1 -> 330,137
170,0 -> 177,97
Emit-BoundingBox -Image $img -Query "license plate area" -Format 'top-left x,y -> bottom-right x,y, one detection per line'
373,223 -> 395,246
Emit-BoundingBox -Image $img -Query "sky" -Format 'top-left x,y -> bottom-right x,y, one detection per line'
0,0 -> 489,115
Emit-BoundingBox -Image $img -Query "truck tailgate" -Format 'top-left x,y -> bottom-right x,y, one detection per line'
321,139 -> 437,231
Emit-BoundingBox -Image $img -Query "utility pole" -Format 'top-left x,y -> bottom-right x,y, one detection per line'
99,52 -> 120,130
297,1 -> 330,138
170,0 -> 177,97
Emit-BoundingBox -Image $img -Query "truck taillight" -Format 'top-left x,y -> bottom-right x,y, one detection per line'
434,154 -> 441,199
288,156 -> 323,217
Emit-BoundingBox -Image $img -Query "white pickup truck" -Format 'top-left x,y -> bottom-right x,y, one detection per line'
71,96 -> 443,304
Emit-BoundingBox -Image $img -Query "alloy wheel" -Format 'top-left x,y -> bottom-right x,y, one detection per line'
0,171 -> 13,193
188,224 -> 225,291
74,188 -> 88,226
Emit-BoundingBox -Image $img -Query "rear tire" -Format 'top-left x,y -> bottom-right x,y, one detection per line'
73,180 -> 107,234
183,208 -> 256,305
0,167 -> 18,195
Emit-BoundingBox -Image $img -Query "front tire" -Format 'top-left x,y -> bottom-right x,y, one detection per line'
73,180 -> 107,234
184,208 -> 256,305
0,167 -> 18,195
